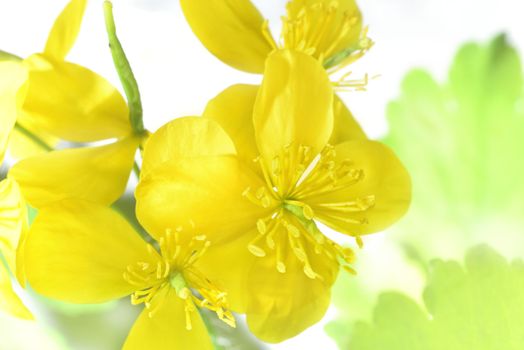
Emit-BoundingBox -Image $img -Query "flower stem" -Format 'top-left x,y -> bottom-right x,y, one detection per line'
103,1 -> 145,136
132,161 -> 141,179
14,123 -> 53,152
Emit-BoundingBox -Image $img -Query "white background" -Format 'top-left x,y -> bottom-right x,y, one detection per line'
0,0 -> 523,349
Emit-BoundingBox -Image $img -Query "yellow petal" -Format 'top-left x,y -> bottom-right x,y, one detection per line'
329,95 -> 367,145
22,54 -> 131,142
204,84 -> 261,175
285,0 -> 363,61
245,225 -> 338,343
253,50 -> 333,192
10,137 -> 138,209
141,117 -> 235,178
0,61 -> 27,163
304,140 -> 411,236
123,288 -> 213,350
0,179 -> 26,275
43,0 -> 87,60
15,216 -> 29,287
180,0 -> 273,74
195,230 -> 258,313
9,115 -> 58,160
24,200 -> 153,303
136,155 -> 271,242
0,262 -> 33,320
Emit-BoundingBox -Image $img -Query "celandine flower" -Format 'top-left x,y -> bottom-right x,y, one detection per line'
180,0 -> 372,88
23,199 -> 236,349
136,50 -> 411,342
6,0 -> 144,209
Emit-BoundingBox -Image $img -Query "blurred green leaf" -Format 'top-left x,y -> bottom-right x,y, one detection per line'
347,245 -> 524,350
383,34 -> 524,260
326,239 -> 425,349
328,35 -> 524,348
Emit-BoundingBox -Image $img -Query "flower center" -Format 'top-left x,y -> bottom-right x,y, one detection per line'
243,144 -> 375,279
260,0 -> 373,83
123,230 -> 235,329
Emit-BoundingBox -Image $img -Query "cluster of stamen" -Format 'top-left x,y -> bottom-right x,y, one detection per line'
243,143 -> 376,279
123,229 -> 235,329
260,0 -> 374,89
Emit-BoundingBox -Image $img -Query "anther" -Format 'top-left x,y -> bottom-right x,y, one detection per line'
248,243 -> 266,257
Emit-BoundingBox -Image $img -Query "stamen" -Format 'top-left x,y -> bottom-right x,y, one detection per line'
124,229 -> 235,328
243,186 -> 274,208
281,0 -> 372,74
355,235 -> 364,249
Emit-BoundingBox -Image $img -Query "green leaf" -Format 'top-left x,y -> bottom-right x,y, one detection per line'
347,245 -> 524,350
383,34 -> 524,259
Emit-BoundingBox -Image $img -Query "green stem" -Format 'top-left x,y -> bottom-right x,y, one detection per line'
132,161 -> 141,179
103,1 -> 145,135
14,123 -> 53,152
0,50 -> 22,62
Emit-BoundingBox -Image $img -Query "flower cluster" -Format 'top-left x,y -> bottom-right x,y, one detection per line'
0,0 -> 411,348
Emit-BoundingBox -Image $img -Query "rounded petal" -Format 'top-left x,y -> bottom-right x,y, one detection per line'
204,84 -> 261,175
0,179 -> 26,274
9,118 -> 58,160
9,137 -> 138,209
24,200 -> 153,303
43,0 -> 87,60
245,229 -> 338,343
22,54 -> 131,142
253,50 -> 334,192
0,61 -> 27,162
123,289 -> 213,350
141,117 -> 235,177
0,263 -> 33,320
180,0 -> 274,74
136,155 -> 271,242
329,95 -> 367,145
305,140 -> 411,236
195,230 -> 258,313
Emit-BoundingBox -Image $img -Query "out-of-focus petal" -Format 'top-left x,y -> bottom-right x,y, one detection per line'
180,0 -> 274,73
0,179 -> 26,275
10,137 -> 138,208
0,61 -> 27,162
22,54 -> 130,142
24,200 -> 153,303
0,263 -> 32,320
123,288 -> 213,350
43,0 -> 87,60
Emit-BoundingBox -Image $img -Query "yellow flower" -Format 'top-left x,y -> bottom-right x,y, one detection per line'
180,0 -> 372,82
5,0 -> 144,209
23,199 -> 237,349
0,62 -> 32,319
135,50 -> 411,342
